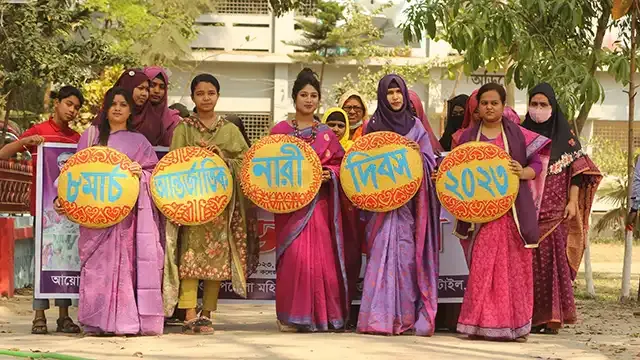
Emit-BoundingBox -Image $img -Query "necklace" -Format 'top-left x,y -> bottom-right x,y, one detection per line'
291,118 -> 319,143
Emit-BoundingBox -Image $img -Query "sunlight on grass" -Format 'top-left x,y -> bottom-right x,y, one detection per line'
574,271 -> 639,304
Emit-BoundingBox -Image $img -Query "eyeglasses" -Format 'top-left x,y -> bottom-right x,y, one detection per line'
343,106 -> 363,113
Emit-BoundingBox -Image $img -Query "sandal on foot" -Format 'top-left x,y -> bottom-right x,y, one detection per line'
182,317 -> 214,335
515,335 -> 528,343
543,327 -> 559,335
531,325 -> 545,334
32,317 -> 48,335
276,320 -> 298,333
56,317 -> 81,334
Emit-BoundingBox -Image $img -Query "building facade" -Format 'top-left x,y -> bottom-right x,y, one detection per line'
167,0 -> 633,148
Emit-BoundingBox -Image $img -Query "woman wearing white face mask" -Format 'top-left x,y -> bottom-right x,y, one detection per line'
522,83 -> 602,335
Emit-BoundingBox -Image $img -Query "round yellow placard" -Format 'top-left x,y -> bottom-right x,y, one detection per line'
151,146 -> 233,226
436,141 -> 520,223
241,134 -> 322,214
57,146 -> 139,229
340,131 -> 424,212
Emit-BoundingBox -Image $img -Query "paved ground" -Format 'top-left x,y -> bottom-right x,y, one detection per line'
1,243 -> 638,360
0,298 -> 611,360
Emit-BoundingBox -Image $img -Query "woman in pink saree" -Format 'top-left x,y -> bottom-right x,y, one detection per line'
454,83 -> 550,342
273,68 -> 350,332
62,87 -> 164,335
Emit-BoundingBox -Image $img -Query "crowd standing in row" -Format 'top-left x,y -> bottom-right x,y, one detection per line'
0,66 -> 602,342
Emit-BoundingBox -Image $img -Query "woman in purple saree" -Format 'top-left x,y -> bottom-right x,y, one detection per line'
273,68 -> 350,332
356,75 -> 440,336
66,87 -> 164,335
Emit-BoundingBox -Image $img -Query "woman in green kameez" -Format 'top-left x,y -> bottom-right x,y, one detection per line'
162,74 -> 259,335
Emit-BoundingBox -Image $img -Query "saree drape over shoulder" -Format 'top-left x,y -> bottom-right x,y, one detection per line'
271,121 -> 351,331
77,127 -> 164,335
454,119 -> 550,340
522,83 -> 603,329
162,115 -> 259,315
356,121 -> 440,336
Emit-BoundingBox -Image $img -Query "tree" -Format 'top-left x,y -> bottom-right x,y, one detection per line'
0,0 -> 129,146
401,0 -> 621,135
84,0 -> 217,67
285,0 -> 384,86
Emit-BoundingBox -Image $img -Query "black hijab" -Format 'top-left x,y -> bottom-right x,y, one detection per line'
439,94 -> 469,151
522,82 -> 582,169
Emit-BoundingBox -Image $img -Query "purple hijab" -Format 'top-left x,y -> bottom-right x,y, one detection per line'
366,74 -> 416,136
143,66 -> 182,146
456,118 -> 540,245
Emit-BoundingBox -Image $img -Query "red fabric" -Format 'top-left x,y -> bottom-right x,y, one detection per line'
19,118 -> 80,215
457,214 -> 533,340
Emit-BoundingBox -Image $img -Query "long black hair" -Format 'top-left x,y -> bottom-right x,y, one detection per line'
226,114 -> 251,147
98,87 -> 135,146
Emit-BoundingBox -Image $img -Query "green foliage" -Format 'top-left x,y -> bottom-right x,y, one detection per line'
69,65 -> 126,134
85,0 -> 216,67
331,60 -> 450,106
286,1 -> 388,70
401,0 -> 621,134
590,137 -> 640,177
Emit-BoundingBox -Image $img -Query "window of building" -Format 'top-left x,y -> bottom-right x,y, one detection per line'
220,112 -> 273,143
593,120 -> 640,149
215,0 -> 270,15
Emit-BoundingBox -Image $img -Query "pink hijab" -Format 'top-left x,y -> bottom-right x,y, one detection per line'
143,66 -> 182,146
408,90 -> 443,153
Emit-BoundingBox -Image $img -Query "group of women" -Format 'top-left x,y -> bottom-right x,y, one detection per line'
48,65 -> 600,342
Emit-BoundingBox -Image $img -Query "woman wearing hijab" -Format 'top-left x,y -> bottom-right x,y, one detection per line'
522,83 -> 602,334
439,94 -> 469,151
321,107 -> 352,150
143,66 -> 182,146
357,74 -> 440,336
408,90 -> 443,154
93,69 -> 169,147
338,90 -> 369,142
454,83 -> 551,342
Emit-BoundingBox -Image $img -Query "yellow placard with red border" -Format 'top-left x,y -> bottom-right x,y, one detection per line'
57,146 -> 139,229
151,146 -> 233,226
340,131 -> 424,212
241,135 -> 322,214
436,141 -> 520,223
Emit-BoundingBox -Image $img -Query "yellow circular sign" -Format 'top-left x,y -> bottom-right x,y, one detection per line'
57,146 -> 139,229
241,135 -> 322,214
436,141 -> 520,223
340,131 -> 424,212
151,146 -> 233,226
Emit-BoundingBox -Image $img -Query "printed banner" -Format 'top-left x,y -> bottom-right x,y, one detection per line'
36,143 -> 468,304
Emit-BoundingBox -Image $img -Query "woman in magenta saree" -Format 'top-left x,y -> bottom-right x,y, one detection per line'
356,75 -> 440,336
72,87 -> 164,335
522,83 -> 602,334
273,68 -> 349,332
454,84 -> 550,342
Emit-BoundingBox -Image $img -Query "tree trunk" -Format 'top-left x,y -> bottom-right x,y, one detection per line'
621,2 -> 637,303
317,60 -> 326,114
505,62 -> 516,108
574,1 -> 612,135
0,91 -> 14,148
584,215 -> 596,298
